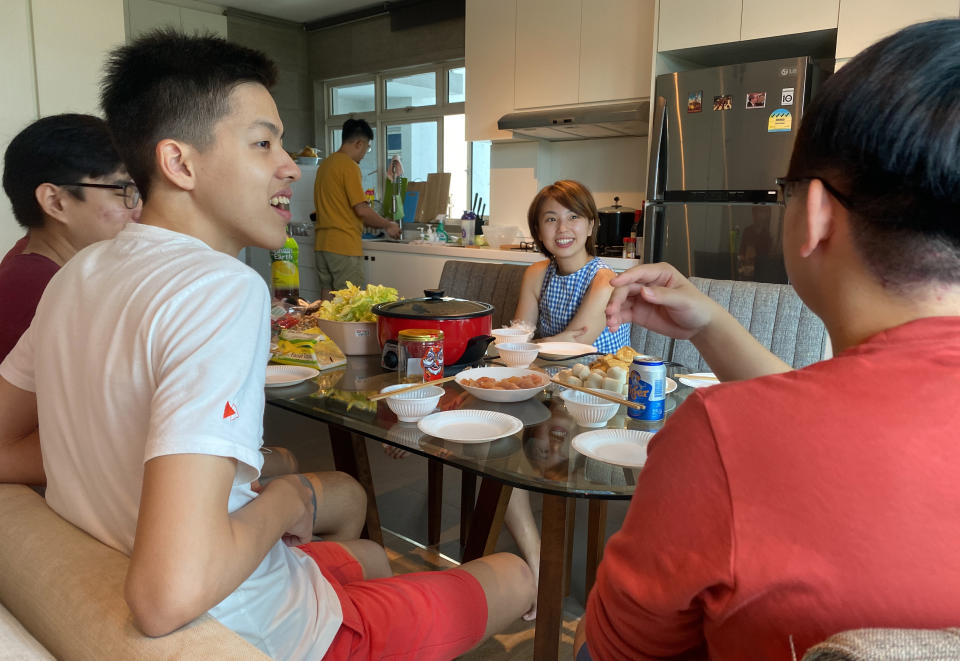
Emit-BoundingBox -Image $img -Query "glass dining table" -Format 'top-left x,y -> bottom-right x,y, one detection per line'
266,355 -> 694,661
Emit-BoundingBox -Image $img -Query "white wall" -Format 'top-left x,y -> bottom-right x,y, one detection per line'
0,0 -> 126,254
488,136 -> 647,238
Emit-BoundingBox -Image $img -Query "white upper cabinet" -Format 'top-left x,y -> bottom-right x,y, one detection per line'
835,0 -> 959,59
658,0 -> 741,51
127,0 -> 226,40
514,0 -> 581,109
580,0 -> 655,103
466,0 -> 655,138
741,0 -> 839,41
465,0 -> 516,141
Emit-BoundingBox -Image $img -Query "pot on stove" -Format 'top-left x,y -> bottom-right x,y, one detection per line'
596,196 -> 640,252
372,289 -> 495,369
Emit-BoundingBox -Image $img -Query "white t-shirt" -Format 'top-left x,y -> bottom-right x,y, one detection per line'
0,223 -> 342,660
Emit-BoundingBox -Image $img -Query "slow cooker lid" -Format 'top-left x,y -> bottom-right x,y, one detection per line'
373,289 -> 493,319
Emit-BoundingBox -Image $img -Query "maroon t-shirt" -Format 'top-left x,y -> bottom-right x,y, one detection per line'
0,246 -> 59,363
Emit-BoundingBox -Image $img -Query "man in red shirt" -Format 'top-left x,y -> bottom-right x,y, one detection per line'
579,19 -> 960,661
0,114 -> 142,365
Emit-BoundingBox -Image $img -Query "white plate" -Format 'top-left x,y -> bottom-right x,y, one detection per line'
455,366 -> 550,403
265,365 -> 320,388
417,410 -> 524,443
572,429 -> 655,468
677,372 -> 719,389
536,341 -> 599,359
665,377 -> 677,394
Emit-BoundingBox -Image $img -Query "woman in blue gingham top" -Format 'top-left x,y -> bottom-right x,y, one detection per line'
506,180 -> 631,619
537,257 -> 630,352
512,180 -> 631,353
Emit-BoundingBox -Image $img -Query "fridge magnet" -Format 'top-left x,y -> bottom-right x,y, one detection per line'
713,94 -> 733,111
767,108 -> 792,132
781,87 -> 795,105
687,90 -> 703,113
746,92 -> 766,109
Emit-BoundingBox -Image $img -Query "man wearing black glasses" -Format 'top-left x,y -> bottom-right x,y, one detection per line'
579,18 -> 960,661
0,113 -> 141,371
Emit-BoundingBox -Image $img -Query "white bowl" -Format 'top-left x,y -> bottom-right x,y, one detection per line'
559,388 -> 622,428
497,342 -> 540,368
492,327 -> 534,345
455,366 -> 549,403
379,384 -> 444,422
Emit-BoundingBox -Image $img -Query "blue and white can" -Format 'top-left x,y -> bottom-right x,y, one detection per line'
627,356 -> 666,421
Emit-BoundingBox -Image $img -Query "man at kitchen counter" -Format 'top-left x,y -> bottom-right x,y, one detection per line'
578,18 -> 960,661
0,30 -> 533,661
313,118 -> 400,295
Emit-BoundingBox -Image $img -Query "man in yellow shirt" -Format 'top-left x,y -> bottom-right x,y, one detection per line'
313,119 -> 400,294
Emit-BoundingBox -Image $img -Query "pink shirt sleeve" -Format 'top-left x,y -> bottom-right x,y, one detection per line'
585,392 -> 735,660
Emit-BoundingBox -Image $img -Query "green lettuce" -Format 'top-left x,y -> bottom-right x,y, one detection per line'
316,281 -> 400,322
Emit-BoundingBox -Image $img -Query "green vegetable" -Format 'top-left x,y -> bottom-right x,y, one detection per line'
316,281 -> 400,322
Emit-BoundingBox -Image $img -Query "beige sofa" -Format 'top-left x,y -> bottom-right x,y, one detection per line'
0,484 -> 270,660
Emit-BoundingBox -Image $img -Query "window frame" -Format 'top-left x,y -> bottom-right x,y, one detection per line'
319,59 -> 469,209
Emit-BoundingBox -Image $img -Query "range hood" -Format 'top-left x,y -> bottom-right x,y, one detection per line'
497,101 -> 650,141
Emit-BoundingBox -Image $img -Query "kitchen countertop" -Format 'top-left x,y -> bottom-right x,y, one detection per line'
361,239 -> 639,272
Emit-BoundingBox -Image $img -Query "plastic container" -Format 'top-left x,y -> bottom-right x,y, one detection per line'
313,319 -> 380,355
483,226 -> 521,249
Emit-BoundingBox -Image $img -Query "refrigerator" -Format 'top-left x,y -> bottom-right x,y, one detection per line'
643,57 -> 829,283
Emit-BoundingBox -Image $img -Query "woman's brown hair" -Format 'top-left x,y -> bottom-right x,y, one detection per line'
526,180 -> 598,258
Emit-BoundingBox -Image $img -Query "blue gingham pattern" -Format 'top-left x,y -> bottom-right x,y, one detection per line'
537,257 -> 631,353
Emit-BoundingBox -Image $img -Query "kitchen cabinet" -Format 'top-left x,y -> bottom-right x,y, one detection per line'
658,0 -> 839,51
465,0 -> 516,141
835,0 -> 959,59
741,0 -> 839,41
579,0 -> 655,104
514,0 -> 582,109
465,0 -> 655,140
127,0 -> 227,39
657,0 -> 740,51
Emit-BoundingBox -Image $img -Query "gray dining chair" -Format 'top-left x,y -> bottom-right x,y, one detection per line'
670,277 -> 829,371
802,628 -> 960,660
437,259 -> 527,330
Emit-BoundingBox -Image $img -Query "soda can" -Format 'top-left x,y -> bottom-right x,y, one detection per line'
628,355 -> 666,421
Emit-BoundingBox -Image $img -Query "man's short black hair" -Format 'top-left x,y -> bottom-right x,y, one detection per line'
788,18 -> 960,288
100,29 -> 277,202
342,119 -> 373,143
2,114 -> 123,230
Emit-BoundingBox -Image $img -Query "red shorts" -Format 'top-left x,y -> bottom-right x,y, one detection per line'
297,541 -> 488,661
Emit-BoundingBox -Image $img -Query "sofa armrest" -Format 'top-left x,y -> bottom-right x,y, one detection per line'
0,484 -> 270,661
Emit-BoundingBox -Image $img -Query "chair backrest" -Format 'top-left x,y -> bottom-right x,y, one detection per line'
437,260 -> 528,329
802,628 -> 960,661
630,324 -> 674,362
670,277 -> 829,371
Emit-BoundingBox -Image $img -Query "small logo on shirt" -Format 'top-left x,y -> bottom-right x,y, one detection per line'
222,401 -> 239,421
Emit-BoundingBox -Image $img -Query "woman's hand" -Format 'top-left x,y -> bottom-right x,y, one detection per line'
605,263 -> 719,340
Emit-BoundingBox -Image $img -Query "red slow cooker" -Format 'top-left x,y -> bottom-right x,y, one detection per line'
372,289 -> 494,366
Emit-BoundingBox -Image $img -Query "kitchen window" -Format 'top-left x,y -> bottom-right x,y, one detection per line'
320,60 -> 481,220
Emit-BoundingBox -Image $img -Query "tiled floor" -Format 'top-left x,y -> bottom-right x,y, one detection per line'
265,405 -> 631,660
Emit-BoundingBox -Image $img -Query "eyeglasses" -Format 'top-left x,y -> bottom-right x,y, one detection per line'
776,176 -> 854,209
60,182 -> 141,209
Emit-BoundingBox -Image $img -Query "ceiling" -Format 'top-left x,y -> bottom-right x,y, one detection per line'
220,0 -> 386,25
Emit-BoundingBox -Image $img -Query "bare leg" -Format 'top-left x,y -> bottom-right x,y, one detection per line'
458,552 -> 536,641
260,446 -> 298,479
301,471 -> 367,540
332,539 -> 393,579
503,488 -> 541,620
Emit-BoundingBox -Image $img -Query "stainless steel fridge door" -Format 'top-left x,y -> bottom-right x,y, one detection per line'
654,58 -> 811,195
647,202 -> 788,284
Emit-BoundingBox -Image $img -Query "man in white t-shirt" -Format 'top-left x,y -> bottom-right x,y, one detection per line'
0,30 -> 534,660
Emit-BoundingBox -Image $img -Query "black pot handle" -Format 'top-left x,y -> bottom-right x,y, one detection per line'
452,335 -> 495,366
423,288 -> 445,299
